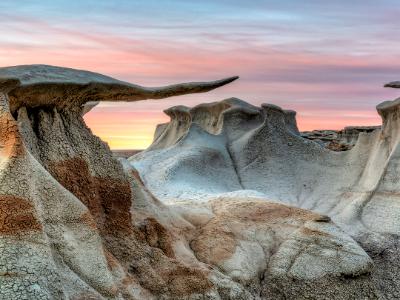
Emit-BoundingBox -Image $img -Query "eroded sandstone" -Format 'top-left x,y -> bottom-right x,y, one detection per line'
132,90 -> 400,299
0,65 -> 398,299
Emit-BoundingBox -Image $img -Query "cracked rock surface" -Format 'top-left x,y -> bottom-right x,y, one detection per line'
0,65 -> 398,299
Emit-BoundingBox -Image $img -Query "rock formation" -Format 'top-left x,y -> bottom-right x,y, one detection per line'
0,65 -> 247,299
1,64 -> 399,299
301,126 -> 380,151
132,91 -> 400,299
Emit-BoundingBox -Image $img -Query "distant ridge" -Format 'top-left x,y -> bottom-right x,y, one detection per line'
112,149 -> 142,158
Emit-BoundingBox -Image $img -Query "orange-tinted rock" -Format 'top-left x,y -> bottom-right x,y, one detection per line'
0,195 -> 42,235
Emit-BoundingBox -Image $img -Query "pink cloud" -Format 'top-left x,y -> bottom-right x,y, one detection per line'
2,14 -> 399,149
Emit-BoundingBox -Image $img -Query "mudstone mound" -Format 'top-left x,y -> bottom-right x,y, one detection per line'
0,65 -> 399,299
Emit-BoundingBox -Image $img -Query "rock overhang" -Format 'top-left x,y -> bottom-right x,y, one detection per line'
0,64 -> 239,114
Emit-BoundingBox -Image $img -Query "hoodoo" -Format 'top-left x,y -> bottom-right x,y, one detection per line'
0,65 -> 243,299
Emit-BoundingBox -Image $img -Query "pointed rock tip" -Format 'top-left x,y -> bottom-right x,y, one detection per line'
211,76 -> 239,88
384,81 -> 400,88
225,75 -> 239,82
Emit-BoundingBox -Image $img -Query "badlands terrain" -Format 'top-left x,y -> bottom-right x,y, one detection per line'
1,64 -> 400,299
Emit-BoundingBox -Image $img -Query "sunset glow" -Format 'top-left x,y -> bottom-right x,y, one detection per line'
2,1 -> 400,149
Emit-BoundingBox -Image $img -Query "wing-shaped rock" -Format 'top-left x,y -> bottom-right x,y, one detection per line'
0,64 -> 238,114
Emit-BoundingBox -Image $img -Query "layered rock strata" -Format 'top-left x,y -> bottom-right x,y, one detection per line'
301,126 -> 380,151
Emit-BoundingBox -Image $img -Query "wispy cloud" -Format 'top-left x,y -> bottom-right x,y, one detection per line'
1,0 -> 399,148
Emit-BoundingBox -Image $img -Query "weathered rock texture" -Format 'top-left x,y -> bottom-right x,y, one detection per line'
301,126 -> 380,151
132,91 -> 400,299
0,65 -> 253,300
0,65 -> 398,299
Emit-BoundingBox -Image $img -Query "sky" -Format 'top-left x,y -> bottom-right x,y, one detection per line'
1,0 -> 400,149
